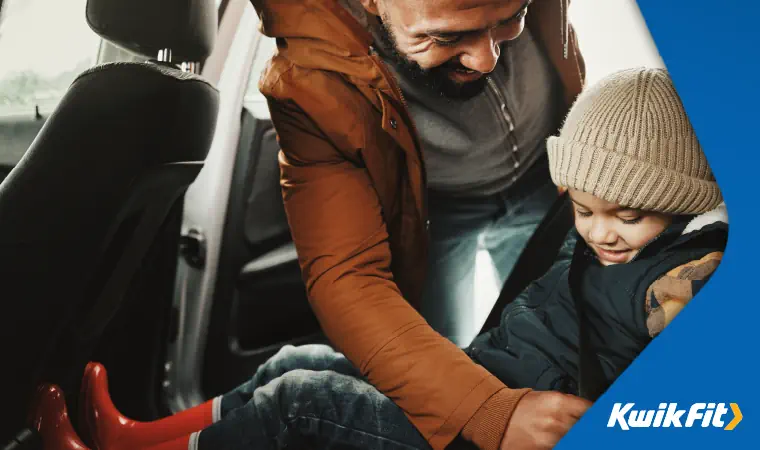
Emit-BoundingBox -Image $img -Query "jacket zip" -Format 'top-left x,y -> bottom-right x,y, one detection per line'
486,75 -> 522,177
487,76 -> 515,132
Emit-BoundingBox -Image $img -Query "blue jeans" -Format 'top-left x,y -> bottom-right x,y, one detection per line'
196,345 -> 431,450
420,156 -> 557,347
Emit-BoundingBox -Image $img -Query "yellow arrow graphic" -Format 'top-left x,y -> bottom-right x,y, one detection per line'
725,403 -> 742,430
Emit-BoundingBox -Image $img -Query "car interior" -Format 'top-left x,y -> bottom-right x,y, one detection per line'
0,1 -> 333,447
0,0 -> 660,448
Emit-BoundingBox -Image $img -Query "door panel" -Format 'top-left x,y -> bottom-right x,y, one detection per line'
242,128 -> 291,249
201,109 -> 324,398
166,21 -> 324,405
234,242 -> 320,351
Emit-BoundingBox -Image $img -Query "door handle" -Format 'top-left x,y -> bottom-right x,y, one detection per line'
179,227 -> 206,269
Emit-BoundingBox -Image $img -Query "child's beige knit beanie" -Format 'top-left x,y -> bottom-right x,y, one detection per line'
547,67 -> 722,215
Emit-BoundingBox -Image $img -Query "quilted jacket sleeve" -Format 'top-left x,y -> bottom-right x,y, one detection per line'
645,252 -> 723,337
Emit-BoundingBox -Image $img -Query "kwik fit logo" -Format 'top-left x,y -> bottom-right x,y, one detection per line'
608,403 -> 743,430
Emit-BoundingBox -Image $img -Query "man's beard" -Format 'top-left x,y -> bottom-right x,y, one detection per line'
377,18 -> 488,100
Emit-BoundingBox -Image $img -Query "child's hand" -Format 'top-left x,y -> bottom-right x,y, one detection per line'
501,391 -> 591,450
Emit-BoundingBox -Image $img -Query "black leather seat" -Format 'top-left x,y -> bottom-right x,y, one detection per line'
0,0 -> 218,443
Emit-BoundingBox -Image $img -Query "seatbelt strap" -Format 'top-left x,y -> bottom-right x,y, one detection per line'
77,188 -> 185,342
75,162 -> 204,342
478,192 -> 573,335
568,241 -> 609,401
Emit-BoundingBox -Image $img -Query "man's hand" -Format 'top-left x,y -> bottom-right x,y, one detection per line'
501,391 -> 592,449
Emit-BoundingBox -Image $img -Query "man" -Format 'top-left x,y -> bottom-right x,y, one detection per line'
253,0 -> 588,448
358,0 -> 567,347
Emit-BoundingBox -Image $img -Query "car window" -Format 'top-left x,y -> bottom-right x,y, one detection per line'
0,0 -> 100,117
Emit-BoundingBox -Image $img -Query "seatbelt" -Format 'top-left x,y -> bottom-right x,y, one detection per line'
568,240 -> 609,402
478,192 -> 574,335
76,163 -> 201,342
77,189 -> 185,342
476,190 -> 608,400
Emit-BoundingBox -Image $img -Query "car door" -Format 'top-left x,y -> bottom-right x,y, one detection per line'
201,96 -> 325,398
163,3 -> 324,412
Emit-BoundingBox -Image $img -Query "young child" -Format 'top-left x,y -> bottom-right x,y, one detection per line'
468,66 -> 727,397
31,67 -> 727,450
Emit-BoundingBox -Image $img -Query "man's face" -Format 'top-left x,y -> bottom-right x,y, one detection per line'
569,190 -> 673,266
371,0 -> 530,99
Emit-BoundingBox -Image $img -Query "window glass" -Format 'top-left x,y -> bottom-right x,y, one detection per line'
0,0 -> 100,116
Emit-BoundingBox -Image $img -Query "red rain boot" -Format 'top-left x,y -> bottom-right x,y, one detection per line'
29,384 -> 89,450
80,362 -> 216,449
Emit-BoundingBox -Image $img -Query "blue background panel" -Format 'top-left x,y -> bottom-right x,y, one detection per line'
558,1 -> 758,448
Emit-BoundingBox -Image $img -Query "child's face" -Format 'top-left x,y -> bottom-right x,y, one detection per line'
569,189 -> 672,266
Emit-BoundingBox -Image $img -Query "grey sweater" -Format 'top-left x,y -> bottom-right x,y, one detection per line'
381,29 -> 565,196
340,0 -> 565,196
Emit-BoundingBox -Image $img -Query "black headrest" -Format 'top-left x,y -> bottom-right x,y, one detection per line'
86,0 -> 217,62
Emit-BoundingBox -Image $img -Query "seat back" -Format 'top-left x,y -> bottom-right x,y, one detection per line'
0,0 -> 219,441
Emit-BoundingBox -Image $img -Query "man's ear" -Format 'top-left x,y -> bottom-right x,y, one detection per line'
359,0 -> 380,16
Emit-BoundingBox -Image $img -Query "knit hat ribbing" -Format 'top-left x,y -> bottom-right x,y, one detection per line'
547,67 -> 722,215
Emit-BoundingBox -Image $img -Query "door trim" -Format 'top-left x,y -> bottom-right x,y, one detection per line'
163,1 -> 260,413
